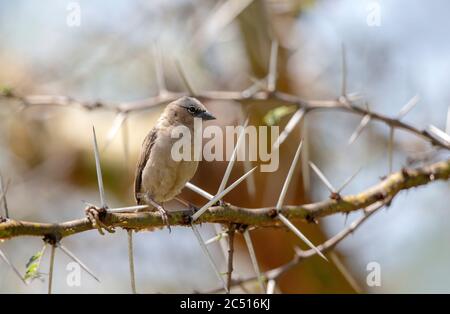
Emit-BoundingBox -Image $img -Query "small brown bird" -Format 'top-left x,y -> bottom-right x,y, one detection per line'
134,96 -> 215,224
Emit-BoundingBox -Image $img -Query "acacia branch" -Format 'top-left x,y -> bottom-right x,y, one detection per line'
2,87 -> 449,150
1,158 -> 448,240
208,199 -> 389,293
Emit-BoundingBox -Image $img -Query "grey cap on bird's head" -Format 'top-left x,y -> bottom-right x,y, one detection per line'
176,96 -> 216,120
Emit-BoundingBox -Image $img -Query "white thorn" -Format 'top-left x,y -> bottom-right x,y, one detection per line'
278,213 -> 328,261
266,279 -> 276,294
329,252 -> 362,293
242,77 -> 266,97
429,125 -> 450,145
268,40 -> 279,92
0,249 -> 26,284
243,230 -> 266,293
348,114 -> 371,145
397,94 -> 420,119
57,244 -> 101,282
127,230 -> 137,294
309,161 -> 336,193
191,224 -> 228,293
337,167 -> 362,194
107,205 -> 149,213
103,112 -> 127,151
204,230 -> 229,246
92,126 -> 107,208
276,141 -> 303,209
217,119 -> 249,195
192,167 -> 257,221
48,245 -> 56,294
272,109 -> 305,152
185,182 -> 214,200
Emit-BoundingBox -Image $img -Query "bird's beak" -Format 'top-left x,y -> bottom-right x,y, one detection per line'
198,111 -> 216,120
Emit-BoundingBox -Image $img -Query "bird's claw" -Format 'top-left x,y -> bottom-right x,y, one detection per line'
144,193 -> 172,233
84,205 -> 115,235
156,204 -> 171,233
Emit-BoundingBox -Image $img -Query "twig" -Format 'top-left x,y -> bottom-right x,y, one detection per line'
191,224 -> 228,293
48,245 -> 56,294
276,141 -> 327,260
213,224 -> 229,261
207,200 -> 388,292
3,87 -> 450,149
175,59 -> 196,95
329,251 -> 362,294
388,127 -> 395,173
1,159 -> 449,239
127,230 -> 137,294
226,224 -> 236,293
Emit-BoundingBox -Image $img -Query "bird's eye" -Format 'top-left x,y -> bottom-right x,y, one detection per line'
188,106 -> 196,113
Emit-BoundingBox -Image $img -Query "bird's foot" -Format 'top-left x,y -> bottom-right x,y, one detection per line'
144,195 -> 171,233
84,205 -> 115,235
156,205 -> 171,233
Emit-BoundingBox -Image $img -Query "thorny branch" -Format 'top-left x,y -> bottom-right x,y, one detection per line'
207,198 -> 390,293
1,45 -> 449,293
2,89 -> 449,150
1,158 -> 449,239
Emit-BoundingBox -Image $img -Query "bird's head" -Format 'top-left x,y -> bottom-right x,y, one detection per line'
176,96 -> 216,120
166,96 -> 216,125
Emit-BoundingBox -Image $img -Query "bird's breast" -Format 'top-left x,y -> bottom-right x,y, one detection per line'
141,129 -> 199,203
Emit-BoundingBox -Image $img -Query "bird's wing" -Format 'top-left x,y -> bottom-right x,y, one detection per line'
134,128 -> 158,204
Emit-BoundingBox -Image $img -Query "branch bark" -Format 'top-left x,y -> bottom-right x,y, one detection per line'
1,159 -> 448,240
2,89 -> 449,149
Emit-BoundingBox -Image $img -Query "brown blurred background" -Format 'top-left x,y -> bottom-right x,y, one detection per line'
1,0 -> 450,293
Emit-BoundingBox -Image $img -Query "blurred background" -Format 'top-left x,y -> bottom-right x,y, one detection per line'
1,0 -> 450,293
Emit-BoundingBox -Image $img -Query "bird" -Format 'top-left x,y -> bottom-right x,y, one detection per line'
134,96 -> 216,228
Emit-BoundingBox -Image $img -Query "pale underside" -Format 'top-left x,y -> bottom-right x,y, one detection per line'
141,125 -> 199,204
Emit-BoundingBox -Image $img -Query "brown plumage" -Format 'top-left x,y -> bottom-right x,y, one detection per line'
134,96 -> 215,207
